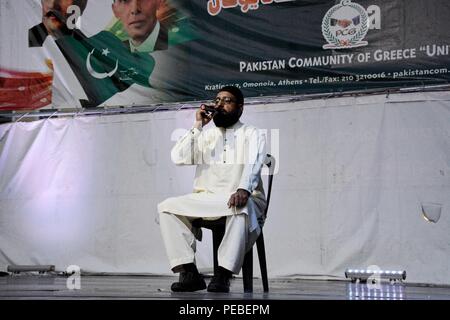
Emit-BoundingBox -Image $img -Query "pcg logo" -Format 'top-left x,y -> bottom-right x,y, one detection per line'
322,0 -> 381,49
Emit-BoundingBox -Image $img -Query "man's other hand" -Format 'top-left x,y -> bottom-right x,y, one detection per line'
228,189 -> 250,208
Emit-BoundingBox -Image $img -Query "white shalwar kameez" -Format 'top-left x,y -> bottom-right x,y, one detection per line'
158,120 -> 267,274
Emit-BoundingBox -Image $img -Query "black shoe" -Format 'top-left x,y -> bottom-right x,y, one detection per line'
171,271 -> 206,292
207,268 -> 232,293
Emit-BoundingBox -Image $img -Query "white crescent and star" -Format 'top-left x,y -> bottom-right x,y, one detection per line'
86,48 -> 118,79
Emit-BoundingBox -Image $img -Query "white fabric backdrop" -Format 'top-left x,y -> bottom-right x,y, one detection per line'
1,91 -> 449,285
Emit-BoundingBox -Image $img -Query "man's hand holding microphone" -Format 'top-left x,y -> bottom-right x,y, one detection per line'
194,104 -> 217,129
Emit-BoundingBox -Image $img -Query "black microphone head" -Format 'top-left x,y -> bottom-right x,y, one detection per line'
202,104 -> 218,117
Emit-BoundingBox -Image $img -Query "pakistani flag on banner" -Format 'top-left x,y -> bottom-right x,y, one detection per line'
56,31 -> 155,108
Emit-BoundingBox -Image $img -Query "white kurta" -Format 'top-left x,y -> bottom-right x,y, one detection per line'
158,120 -> 267,235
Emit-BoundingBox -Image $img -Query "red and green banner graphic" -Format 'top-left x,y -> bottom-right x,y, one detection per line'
0,0 -> 449,111
0,67 -> 53,110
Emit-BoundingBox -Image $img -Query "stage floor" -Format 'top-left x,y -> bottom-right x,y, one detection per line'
0,274 -> 449,300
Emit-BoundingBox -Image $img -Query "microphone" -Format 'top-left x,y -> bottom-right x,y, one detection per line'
201,104 -> 218,117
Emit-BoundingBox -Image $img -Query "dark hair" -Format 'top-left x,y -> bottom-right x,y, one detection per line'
75,0 -> 88,13
218,86 -> 244,106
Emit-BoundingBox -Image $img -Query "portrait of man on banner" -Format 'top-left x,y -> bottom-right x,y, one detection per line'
107,0 -> 197,53
99,0 -> 200,105
110,0 -> 168,53
29,0 -> 88,47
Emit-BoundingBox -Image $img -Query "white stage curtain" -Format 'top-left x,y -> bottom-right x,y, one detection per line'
1,91 -> 450,285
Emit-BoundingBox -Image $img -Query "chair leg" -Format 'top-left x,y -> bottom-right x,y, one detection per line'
212,227 -> 225,276
242,247 -> 253,293
256,231 -> 269,292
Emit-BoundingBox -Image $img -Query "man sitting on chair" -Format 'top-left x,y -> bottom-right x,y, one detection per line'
158,86 -> 267,293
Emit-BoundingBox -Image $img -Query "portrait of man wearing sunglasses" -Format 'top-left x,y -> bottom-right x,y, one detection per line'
158,86 -> 267,293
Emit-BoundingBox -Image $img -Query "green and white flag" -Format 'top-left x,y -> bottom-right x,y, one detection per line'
56,31 -> 155,107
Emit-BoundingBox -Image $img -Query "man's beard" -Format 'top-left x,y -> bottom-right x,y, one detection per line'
213,108 -> 241,128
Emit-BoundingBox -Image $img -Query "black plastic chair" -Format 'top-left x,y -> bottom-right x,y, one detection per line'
192,154 -> 275,292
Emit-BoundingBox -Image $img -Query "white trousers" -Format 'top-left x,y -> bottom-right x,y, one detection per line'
159,212 -> 249,274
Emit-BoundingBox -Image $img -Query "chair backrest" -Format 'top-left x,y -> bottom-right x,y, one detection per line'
263,154 -> 275,217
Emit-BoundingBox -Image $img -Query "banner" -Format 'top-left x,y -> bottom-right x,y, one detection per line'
1,0 -> 449,111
